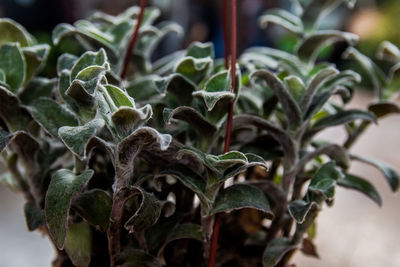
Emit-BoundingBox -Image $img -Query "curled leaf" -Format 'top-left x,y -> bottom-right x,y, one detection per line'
263,238 -> 297,267
157,223 -> 203,261
259,9 -> 303,34
351,155 -> 399,192
27,97 -> 79,137
45,169 -> 94,249
288,200 -> 319,224
0,18 -> 34,47
72,189 -> 112,232
112,105 -> 153,137
163,106 -> 217,138
307,109 -> 376,138
210,184 -> 273,218
337,173 -> 382,206
24,202 -> 45,231
124,187 -> 162,233
308,162 -> 342,200
297,30 -> 358,64
376,41 -> 400,63
233,114 -> 296,164
0,43 -> 26,92
64,221 -> 92,267
251,70 -> 302,127
59,119 -> 105,159
116,127 -> 172,180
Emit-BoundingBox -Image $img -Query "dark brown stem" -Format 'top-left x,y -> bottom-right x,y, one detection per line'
207,1 -> 237,266
107,191 -> 126,267
107,185 -> 140,267
120,0 -> 147,79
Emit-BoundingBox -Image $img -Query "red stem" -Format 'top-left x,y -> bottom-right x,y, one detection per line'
120,0 -> 147,79
207,1 -> 237,266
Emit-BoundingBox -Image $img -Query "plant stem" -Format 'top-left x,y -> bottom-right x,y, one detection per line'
120,0 -> 147,80
107,186 -> 140,267
207,1 -> 237,266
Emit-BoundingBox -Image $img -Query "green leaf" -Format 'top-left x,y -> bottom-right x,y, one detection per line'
185,41 -> 214,59
52,23 -> 76,45
111,105 -> 153,137
22,44 -> 50,84
70,49 -> 109,79
368,102 -> 400,119
0,86 -> 31,131
387,63 -> 400,99
57,53 -> 78,74
240,51 -> 279,71
144,73 -> 196,105
64,221 -> 92,267
297,31 -> 358,63
284,75 -> 306,103
24,202 -> 45,231
245,47 -> 302,75
259,9 -> 303,34
175,56 -> 213,84
376,41 -> 400,63
192,70 -> 235,111
104,84 -> 134,108
300,67 -> 339,111
157,223 -> 203,260
19,77 -> 56,105
0,43 -> 26,92
27,97 -> 79,137
135,22 -> 183,59
288,200 -> 319,224
117,248 -> 161,267
124,187 -> 162,233
263,238 -> 297,267
351,155 -> 399,192
308,162 -> 342,200
59,119 -> 105,159
305,86 -> 351,120
210,184 -> 273,218
157,165 -> 208,206
301,0 -> 356,30
0,18 -> 34,47
221,154 -> 268,181
72,189 -> 112,232
117,127 -> 172,180
0,131 -> 39,167
309,109 -> 376,136
59,70 -> 80,113
338,174 -> 382,206
233,114 -> 296,163
193,90 -> 235,112
153,50 -> 185,75
67,66 -> 107,106
45,169 -> 94,249
343,48 -> 387,99
251,70 -> 302,127
163,106 -> 217,138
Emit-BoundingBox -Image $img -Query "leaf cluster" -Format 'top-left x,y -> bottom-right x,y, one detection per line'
0,1 -> 399,266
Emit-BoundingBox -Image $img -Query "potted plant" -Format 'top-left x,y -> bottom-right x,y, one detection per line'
1,0 -> 399,266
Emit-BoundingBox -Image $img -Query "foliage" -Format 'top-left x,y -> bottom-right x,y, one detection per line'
0,1 -> 399,266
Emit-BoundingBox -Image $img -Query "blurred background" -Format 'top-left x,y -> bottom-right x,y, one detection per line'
0,0 -> 399,266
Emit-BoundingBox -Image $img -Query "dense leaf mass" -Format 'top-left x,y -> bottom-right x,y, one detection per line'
0,1 -> 399,266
